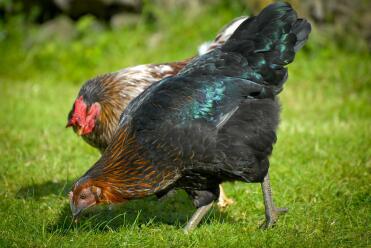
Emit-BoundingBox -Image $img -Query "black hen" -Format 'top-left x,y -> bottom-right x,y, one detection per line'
70,3 -> 311,232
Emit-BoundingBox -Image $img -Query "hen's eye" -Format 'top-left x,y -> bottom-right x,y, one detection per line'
80,194 -> 86,199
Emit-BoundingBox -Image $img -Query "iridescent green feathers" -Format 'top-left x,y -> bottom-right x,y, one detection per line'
183,81 -> 226,120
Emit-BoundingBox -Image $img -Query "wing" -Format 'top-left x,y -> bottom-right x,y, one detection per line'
121,74 -> 275,168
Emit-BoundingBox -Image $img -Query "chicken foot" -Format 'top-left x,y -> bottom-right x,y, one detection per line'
184,202 -> 213,233
260,172 -> 288,228
217,185 -> 234,209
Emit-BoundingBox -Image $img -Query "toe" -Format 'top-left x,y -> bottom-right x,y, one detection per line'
275,207 -> 288,214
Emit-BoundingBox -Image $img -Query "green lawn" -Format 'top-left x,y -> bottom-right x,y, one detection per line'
0,10 -> 370,247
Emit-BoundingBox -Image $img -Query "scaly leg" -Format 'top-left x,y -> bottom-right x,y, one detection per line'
184,202 -> 213,233
261,172 -> 288,228
217,185 -> 234,209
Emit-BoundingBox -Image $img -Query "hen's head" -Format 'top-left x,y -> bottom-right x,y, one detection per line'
69,177 -> 103,220
67,96 -> 101,136
69,174 -> 129,220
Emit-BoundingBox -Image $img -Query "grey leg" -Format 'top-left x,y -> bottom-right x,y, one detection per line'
184,202 -> 213,233
217,185 -> 234,209
261,172 -> 288,228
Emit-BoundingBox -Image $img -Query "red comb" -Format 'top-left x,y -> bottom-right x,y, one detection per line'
74,96 -> 87,115
66,96 -> 87,128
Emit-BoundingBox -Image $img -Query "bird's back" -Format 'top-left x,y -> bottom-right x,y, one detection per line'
116,72 -> 277,185
116,2 -> 311,184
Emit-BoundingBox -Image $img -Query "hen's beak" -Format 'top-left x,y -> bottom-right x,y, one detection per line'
65,121 -> 85,136
69,191 -> 82,223
70,203 -> 84,223
72,208 -> 82,223
77,127 -> 84,136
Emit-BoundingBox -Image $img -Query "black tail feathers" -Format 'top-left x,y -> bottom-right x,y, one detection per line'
221,2 -> 311,92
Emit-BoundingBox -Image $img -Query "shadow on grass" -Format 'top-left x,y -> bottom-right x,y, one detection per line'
16,181 -> 235,233
47,190 -> 234,235
16,180 -> 74,199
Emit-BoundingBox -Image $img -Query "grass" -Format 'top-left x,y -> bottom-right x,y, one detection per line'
0,6 -> 370,247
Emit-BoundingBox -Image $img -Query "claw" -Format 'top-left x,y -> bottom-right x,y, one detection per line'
260,207 -> 288,229
275,207 -> 288,213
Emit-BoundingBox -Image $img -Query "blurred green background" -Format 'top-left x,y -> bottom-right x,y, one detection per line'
0,0 -> 370,82
0,0 -> 370,247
